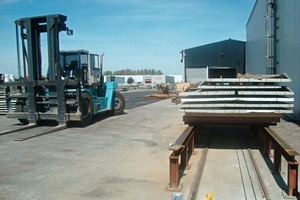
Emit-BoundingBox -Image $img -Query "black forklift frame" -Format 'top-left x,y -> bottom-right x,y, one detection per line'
6,14 -> 74,124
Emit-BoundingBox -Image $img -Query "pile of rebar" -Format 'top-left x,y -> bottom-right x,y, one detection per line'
179,73 -> 294,126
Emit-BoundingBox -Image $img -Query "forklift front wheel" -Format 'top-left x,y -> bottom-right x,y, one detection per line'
80,93 -> 93,126
114,91 -> 125,115
15,101 -> 29,125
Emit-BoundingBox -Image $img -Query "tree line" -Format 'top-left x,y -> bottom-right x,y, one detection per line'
103,69 -> 163,76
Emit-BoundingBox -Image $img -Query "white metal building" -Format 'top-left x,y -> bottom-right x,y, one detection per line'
143,75 -> 175,85
104,75 -> 182,85
0,74 -> 15,83
246,0 -> 300,118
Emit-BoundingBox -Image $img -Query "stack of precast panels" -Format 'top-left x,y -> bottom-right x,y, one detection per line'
179,74 -> 294,126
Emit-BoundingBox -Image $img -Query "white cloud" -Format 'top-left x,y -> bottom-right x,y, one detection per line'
0,0 -> 31,5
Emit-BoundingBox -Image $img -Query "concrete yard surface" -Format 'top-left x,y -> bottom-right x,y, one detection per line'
1,98 -> 300,200
0,100 -> 186,200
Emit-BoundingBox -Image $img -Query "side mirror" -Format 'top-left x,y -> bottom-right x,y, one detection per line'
66,27 -> 73,35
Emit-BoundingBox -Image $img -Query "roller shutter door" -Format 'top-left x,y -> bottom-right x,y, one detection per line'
186,67 -> 208,83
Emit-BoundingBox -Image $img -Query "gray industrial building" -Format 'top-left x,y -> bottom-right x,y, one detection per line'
246,0 -> 300,119
183,39 -> 245,82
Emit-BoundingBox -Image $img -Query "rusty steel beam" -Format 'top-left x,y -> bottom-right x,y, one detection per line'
184,117 -> 280,125
287,161 -> 299,196
187,123 -> 278,127
261,127 -> 299,161
188,133 -> 195,155
274,147 -> 282,173
168,125 -> 197,190
260,127 -> 299,197
175,126 -> 195,145
169,153 -> 179,189
264,135 -> 272,157
180,147 -> 188,169
183,113 -> 282,126
183,113 -> 283,117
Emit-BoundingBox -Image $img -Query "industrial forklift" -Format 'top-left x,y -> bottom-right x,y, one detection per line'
5,14 -> 125,126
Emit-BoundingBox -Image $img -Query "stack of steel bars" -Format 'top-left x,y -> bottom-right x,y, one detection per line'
179,73 -> 294,126
0,88 -> 8,114
0,87 -> 16,114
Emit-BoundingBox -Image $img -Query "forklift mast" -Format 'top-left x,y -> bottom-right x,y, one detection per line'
13,14 -> 71,124
16,14 -> 69,81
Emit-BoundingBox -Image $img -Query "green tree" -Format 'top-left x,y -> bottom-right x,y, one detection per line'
103,71 -> 113,75
127,77 -> 134,84
155,70 -> 163,75
104,68 -> 163,75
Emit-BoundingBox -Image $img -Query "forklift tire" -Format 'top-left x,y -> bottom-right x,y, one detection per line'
80,93 -> 93,126
15,103 -> 29,125
114,91 -> 125,115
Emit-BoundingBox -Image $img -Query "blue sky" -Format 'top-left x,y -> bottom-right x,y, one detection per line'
0,0 -> 254,76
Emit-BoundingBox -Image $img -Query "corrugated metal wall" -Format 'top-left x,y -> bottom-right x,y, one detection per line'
246,0 -> 300,119
246,0 -> 265,74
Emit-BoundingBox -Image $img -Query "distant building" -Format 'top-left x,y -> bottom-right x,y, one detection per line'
104,75 -> 182,85
0,74 -> 14,83
182,39 -> 246,82
143,75 -> 174,85
104,75 -> 143,84
170,75 -> 184,83
105,76 -> 126,84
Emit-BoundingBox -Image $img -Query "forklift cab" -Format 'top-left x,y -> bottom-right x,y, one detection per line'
59,50 -> 101,85
64,60 -> 79,79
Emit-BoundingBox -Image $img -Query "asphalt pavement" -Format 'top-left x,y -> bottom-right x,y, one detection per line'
1,91 -> 299,200
0,98 -> 187,200
121,89 -> 160,110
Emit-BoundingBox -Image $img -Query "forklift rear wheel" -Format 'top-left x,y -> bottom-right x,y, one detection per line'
114,91 -> 125,115
15,103 -> 29,125
80,93 -> 93,126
